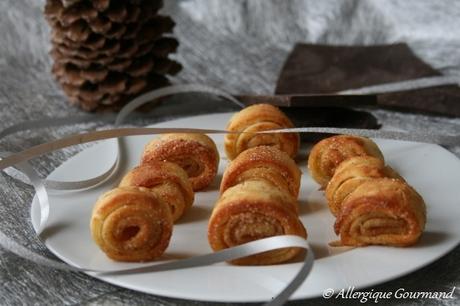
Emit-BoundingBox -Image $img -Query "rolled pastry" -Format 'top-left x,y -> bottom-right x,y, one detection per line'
220,146 -> 301,198
308,135 -> 384,188
141,133 -> 219,191
90,187 -> 173,262
208,180 -> 307,265
334,178 -> 426,247
119,161 -> 194,222
326,156 -> 402,216
225,104 -> 300,160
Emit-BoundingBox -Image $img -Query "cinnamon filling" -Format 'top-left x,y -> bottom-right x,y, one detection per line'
224,213 -> 284,246
350,215 -> 408,237
119,226 -> 140,241
174,158 -> 203,178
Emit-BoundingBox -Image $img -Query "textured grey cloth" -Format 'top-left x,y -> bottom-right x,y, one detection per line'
0,0 -> 459,305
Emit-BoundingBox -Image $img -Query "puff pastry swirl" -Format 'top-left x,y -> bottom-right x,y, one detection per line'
326,156 -> 402,216
141,133 -> 219,191
208,180 -> 307,265
308,135 -> 384,188
90,187 -> 173,262
225,104 -> 300,160
220,146 -> 301,198
119,161 -> 194,222
334,178 -> 426,247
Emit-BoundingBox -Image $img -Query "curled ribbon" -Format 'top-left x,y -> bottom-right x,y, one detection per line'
0,84 -> 459,305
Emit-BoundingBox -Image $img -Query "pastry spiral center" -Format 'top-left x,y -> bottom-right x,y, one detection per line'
104,211 -> 163,251
173,157 -> 203,178
119,226 -> 140,241
351,213 -> 408,237
224,213 -> 284,246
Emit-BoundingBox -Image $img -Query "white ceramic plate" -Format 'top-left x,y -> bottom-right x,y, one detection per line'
31,113 -> 460,303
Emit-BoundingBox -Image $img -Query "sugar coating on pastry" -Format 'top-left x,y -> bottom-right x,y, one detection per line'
225,104 -> 299,160
220,146 -> 301,199
325,156 -> 402,216
308,135 -> 384,188
119,161 -> 194,222
141,133 -> 219,191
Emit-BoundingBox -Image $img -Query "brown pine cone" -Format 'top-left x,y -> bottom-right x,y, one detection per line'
45,0 -> 181,111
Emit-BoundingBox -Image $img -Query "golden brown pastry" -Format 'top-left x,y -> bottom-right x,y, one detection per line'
90,187 -> 173,262
224,104 -> 300,160
141,133 -> 219,191
119,161 -> 194,222
334,178 -> 426,247
308,135 -> 384,188
326,156 -> 402,216
220,146 -> 301,198
208,180 -> 307,265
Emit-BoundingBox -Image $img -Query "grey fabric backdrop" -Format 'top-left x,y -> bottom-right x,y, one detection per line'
0,0 -> 459,305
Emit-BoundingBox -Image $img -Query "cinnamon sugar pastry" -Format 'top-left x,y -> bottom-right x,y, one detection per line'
119,161 -> 194,222
90,187 -> 173,262
334,178 -> 426,247
326,156 -> 402,216
220,146 -> 301,198
225,104 -> 300,160
141,133 -> 219,191
308,135 -> 384,188
208,180 -> 307,265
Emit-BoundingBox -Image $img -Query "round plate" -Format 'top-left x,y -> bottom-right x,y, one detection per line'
31,113 -> 460,302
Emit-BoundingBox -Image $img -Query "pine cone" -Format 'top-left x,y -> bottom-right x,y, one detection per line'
45,0 -> 181,111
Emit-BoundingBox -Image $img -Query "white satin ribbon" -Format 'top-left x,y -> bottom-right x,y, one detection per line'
1,125 -> 458,175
